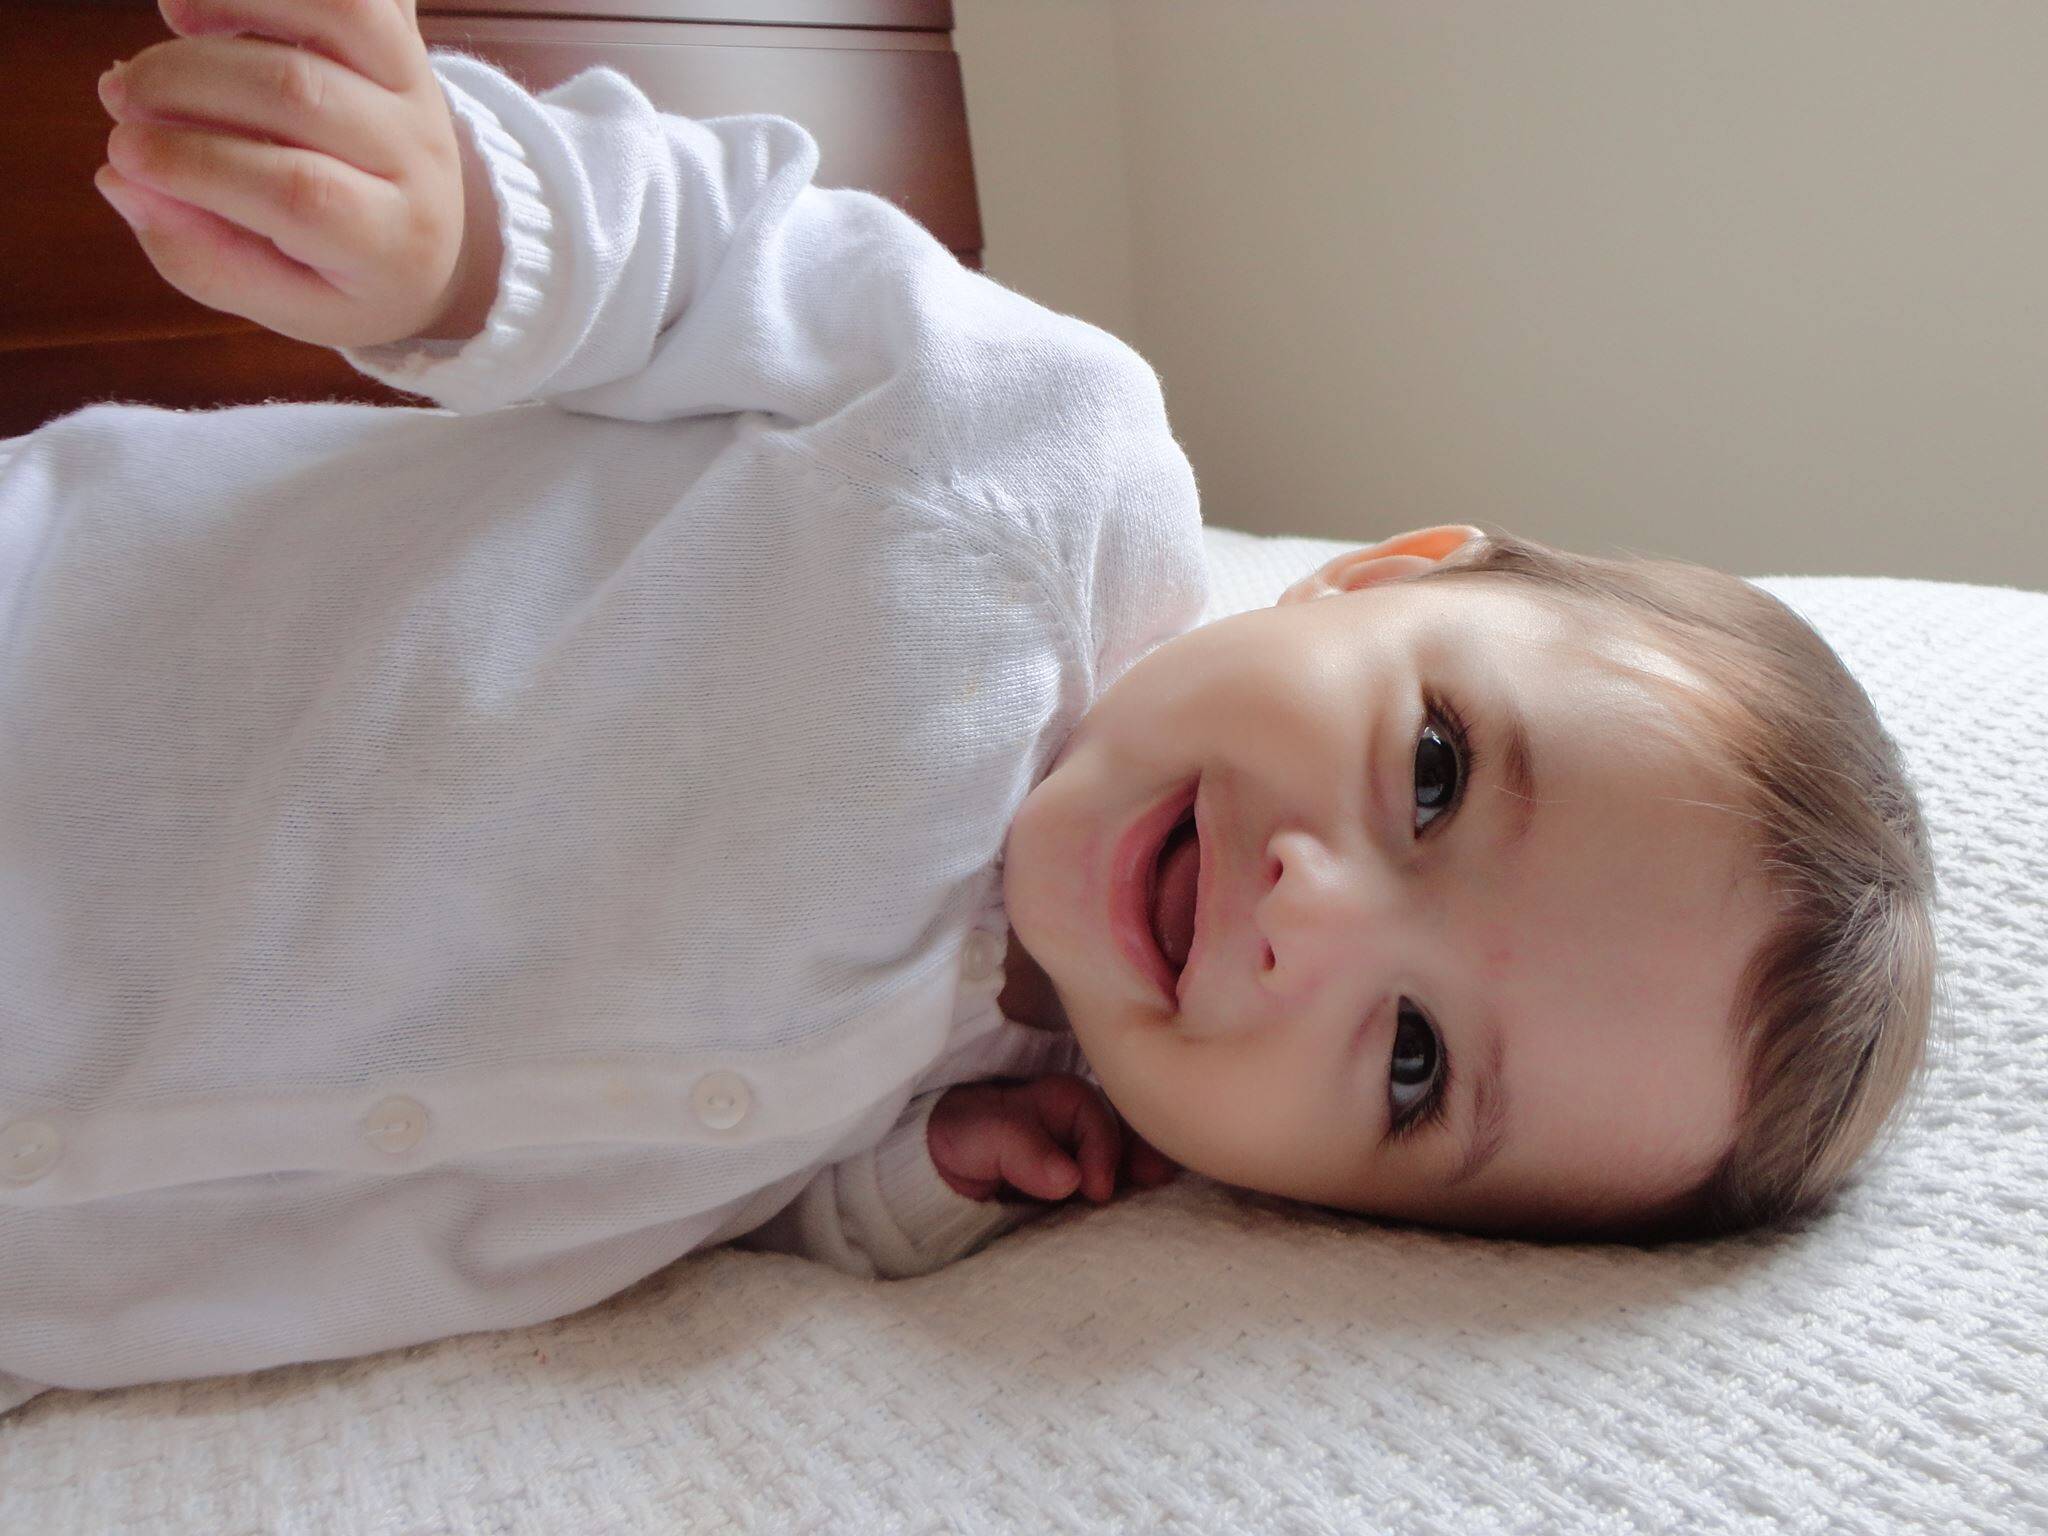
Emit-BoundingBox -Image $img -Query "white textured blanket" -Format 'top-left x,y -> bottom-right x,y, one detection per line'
3,526 -> 2042,1534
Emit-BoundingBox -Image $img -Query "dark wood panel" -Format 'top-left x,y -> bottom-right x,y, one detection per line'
40,0 -> 951,22
5,7 -> 222,350
2,328 -> 425,439
4,7 -> 977,346
421,0 -> 952,26
1,0 -> 981,430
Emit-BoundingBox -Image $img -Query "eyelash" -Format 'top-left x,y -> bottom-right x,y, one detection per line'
1387,689 -> 1477,1140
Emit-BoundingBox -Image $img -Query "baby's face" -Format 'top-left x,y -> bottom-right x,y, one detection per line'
1000,534 -> 1772,1234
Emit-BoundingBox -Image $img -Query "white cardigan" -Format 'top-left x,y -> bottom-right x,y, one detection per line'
0,52 -> 1207,1407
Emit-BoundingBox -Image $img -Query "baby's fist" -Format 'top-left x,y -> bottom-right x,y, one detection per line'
92,0 -> 488,349
927,1074 -> 1181,1205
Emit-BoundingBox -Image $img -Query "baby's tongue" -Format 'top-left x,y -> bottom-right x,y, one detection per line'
1149,820 -> 1201,974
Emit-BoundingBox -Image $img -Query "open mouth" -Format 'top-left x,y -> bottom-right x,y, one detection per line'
1147,806 -> 1202,987
1114,778 -> 1198,1007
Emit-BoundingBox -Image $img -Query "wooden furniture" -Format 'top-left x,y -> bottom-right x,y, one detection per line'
1,0 -> 981,436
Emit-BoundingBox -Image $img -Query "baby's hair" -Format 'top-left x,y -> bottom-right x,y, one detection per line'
1404,529 -> 1938,1246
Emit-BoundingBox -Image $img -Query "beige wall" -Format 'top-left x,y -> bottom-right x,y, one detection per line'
953,0 -> 2048,588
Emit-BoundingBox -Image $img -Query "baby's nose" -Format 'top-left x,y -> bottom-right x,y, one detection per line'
1258,829 -> 1406,993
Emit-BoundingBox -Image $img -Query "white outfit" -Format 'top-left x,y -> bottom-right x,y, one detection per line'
0,52 -> 1207,1409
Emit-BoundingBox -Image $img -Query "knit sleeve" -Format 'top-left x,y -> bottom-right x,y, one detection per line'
730,1090 -> 1054,1280
338,50 -> 1210,682
340,51 -> 1091,432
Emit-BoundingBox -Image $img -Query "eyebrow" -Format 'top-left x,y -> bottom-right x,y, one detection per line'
1443,693 -> 1535,1187
1492,696 -> 1539,854
1447,1013 -> 1510,1187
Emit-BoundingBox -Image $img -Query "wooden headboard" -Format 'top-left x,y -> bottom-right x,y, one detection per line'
3,0 -> 981,437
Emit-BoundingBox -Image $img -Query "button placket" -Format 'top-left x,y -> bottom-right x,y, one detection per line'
360,1095 -> 429,1156
691,1071 -> 751,1131
0,1119 -> 61,1187
963,928 -> 1004,984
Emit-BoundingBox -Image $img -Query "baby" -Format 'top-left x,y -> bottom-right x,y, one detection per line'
0,0 -> 1934,1410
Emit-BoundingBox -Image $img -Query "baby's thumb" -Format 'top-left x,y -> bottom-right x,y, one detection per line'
1021,1149 -> 1079,1201
1041,1155 -> 1081,1200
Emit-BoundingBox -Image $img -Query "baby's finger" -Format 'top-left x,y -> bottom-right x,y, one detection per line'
104,38 -> 411,181
993,1129 -> 1080,1203
107,120 -> 406,278
158,0 -> 427,95
1028,1076 -> 1120,1204
1075,1098 -> 1121,1203
94,165 -> 344,337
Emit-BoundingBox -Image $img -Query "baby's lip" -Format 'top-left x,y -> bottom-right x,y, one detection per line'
1176,775 -> 1252,1043
1112,775 -> 1197,1010
1179,774 -> 1214,1012
1196,782 -> 1204,999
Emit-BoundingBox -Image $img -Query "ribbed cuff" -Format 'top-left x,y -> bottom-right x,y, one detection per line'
339,56 -> 559,412
862,1092 -> 1046,1278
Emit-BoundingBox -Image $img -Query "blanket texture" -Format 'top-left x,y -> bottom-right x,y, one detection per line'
2,526 -> 2042,1535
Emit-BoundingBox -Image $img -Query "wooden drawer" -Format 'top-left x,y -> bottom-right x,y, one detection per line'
2,0 -> 979,434
420,0 -> 951,23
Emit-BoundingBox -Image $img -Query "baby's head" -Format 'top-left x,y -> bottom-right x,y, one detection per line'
1001,524 -> 1935,1243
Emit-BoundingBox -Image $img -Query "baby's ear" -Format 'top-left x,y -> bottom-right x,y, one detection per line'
1277,525 -> 1484,606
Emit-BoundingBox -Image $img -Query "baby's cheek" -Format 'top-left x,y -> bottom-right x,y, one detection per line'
1095,1037 -> 1230,1176
1481,924 -> 1516,983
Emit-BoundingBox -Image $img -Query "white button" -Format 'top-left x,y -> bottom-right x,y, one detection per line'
963,929 -> 1004,983
692,1071 -> 751,1131
361,1095 -> 429,1155
0,1119 -> 61,1186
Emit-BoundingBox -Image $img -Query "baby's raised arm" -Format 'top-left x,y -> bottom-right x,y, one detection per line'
96,0 -> 1168,473
94,0 -> 500,349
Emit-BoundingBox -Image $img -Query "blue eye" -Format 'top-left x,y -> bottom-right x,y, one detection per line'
1413,722 -> 1461,832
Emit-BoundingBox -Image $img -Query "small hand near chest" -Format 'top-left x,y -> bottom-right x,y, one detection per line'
927,1074 -> 1181,1205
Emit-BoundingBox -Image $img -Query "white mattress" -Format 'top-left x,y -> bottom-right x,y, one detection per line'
3,525 -> 2042,1534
